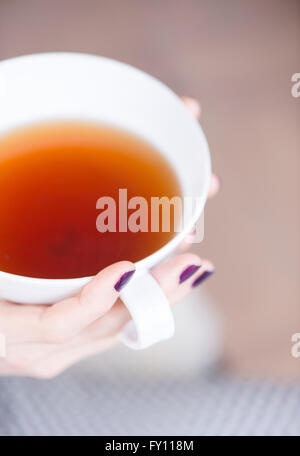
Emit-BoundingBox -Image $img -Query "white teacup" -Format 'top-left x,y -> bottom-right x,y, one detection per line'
0,53 -> 211,349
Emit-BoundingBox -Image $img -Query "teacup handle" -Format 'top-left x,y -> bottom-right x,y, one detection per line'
118,271 -> 175,349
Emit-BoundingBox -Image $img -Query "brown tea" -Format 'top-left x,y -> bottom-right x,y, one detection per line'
0,122 -> 181,279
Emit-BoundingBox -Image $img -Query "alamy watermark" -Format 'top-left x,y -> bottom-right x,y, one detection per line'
290,74 -> 300,359
291,73 -> 300,98
291,333 -> 300,359
96,189 -> 205,243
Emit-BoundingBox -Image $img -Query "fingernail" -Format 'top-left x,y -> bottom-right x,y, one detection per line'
114,270 -> 135,292
179,264 -> 201,284
192,270 -> 214,287
209,174 -> 222,196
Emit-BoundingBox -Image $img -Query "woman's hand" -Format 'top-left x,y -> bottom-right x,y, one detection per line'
0,253 -> 214,378
0,97 -> 218,378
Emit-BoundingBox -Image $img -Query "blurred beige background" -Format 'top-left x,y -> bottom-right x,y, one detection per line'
0,0 -> 299,380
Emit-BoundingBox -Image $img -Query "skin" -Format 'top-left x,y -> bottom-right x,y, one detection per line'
0,97 -> 218,378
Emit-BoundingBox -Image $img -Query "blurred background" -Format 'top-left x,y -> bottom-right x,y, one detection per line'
0,0 -> 299,436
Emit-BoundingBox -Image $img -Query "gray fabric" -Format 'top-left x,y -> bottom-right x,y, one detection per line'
0,366 -> 299,436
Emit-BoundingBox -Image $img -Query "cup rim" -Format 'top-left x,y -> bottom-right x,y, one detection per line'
0,52 -> 211,285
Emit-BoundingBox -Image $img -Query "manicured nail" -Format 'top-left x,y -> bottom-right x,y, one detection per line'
192,270 -> 214,287
114,270 -> 135,292
179,264 -> 201,284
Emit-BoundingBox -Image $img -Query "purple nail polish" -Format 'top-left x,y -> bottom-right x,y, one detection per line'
179,264 -> 201,284
192,270 -> 214,287
114,270 -> 135,292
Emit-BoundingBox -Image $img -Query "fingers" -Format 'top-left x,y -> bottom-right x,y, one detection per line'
39,261 -> 135,343
178,95 -> 220,252
79,253 -> 215,342
181,96 -> 220,199
178,172 -> 220,251
3,254 -> 215,378
46,254 -> 215,376
152,253 -> 214,304
29,337 -> 117,379
180,96 -> 201,119
208,174 -> 221,198
0,261 -> 135,344
177,227 -> 197,252
0,301 -> 44,345
0,261 -> 135,372
4,337 -> 118,378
